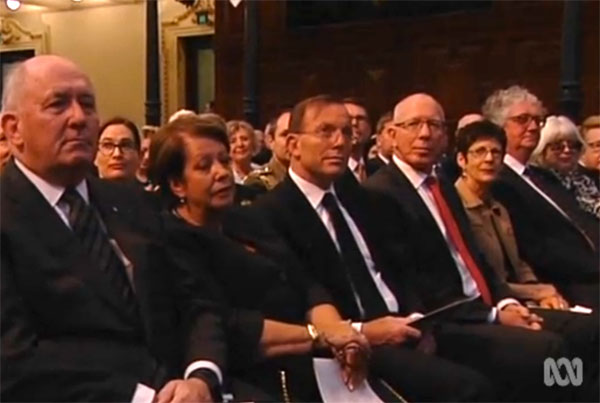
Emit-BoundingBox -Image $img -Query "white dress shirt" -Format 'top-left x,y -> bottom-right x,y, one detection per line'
289,168 -> 399,317
14,159 -> 222,402
392,156 -> 518,320
503,154 -> 569,219
377,153 -> 390,165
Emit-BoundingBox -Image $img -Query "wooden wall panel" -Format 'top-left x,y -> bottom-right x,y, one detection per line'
215,0 -> 599,129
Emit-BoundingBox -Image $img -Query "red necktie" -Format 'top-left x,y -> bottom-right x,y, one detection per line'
424,176 -> 493,305
355,161 -> 367,183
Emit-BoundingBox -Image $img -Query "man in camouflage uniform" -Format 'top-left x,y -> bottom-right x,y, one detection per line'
244,110 -> 291,191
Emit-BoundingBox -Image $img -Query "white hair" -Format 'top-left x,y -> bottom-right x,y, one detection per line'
482,85 -> 545,126
168,109 -> 196,123
531,115 -> 584,164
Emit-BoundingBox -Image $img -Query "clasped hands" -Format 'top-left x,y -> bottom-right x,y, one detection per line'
314,321 -> 370,392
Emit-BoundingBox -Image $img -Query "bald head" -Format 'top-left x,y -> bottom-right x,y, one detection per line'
390,93 -> 447,173
457,113 -> 484,130
393,93 -> 445,123
2,55 -> 90,112
0,55 -> 99,186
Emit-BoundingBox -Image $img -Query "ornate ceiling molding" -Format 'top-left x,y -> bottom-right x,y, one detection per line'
0,17 -> 43,46
163,0 -> 215,27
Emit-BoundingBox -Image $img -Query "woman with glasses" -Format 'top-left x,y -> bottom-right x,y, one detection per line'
531,115 -> 600,219
454,120 -> 570,309
94,117 -> 141,182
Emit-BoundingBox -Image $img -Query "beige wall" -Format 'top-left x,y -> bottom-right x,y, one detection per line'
43,4 -> 146,125
1,0 -> 189,126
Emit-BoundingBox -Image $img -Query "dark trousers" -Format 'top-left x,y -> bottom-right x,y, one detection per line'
534,308 -> 599,402
370,344 -> 494,402
436,322 -> 569,402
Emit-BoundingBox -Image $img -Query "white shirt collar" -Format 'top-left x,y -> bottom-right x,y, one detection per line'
503,153 -> 527,176
392,154 -> 430,189
348,157 -> 364,171
377,153 -> 389,165
14,158 -> 89,207
288,167 -> 336,210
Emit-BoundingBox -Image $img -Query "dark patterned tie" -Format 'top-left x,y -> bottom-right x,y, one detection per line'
321,192 -> 388,319
60,187 -> 138,316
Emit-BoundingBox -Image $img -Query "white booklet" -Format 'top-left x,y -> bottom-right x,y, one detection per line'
313,358 -> 384,403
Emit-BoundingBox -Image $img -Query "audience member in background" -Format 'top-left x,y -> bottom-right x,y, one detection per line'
245,110 -> 291,191
0,55 -> 214,402
226,120 -> 260,185
169,109 -> 196,123
531,115 -> 600,219
94,117 -> 141,182
367,111 -> 394,174
483,86 -> 599,294
137,125 -> 158,188
343,98 -> 372,182
251,129 -> 272,165
0,128 -> 11,173
150,114 -> 370,401
457,113 -> 484,130
578,115 -> 600,187
454,120 -> 570,308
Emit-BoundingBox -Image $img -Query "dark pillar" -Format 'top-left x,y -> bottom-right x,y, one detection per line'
243,0 -> 259,126
559,0 -> 582,123
145,0 -> 161,125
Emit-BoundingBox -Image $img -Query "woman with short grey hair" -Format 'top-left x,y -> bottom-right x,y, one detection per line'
531,115 -> 600,218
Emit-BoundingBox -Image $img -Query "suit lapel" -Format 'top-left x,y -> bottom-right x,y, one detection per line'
2,163 -> 133,318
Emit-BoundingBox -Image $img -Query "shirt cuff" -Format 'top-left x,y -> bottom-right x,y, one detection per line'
131,383 -> 155,403
184,360 -> 223,385
351,322 -> 363,333
497,298 -> 521,311
486,307 -> 497,323
488,298 -> 521,322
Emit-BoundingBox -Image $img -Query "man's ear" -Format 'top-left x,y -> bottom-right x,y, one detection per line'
456,152 -> 467,171
264,133 -> 274,151
169,176 -> 187,200
286,133 -> 300,159
1,112 -> 24,150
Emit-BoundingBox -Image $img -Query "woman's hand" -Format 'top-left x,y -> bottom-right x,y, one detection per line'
539,293 -> 570,310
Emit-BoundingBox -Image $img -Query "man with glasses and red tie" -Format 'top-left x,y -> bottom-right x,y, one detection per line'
365,93 -> 598,402
482,86 -> 598,308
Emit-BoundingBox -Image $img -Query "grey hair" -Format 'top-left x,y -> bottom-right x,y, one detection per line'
1,62 -> 27,112
531,115 -> 584,166
482,85 -> 545,126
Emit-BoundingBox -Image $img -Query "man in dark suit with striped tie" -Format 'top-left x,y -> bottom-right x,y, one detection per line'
0,55 -> 222,402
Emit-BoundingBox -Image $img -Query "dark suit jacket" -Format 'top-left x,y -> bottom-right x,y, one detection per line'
253,175 -> 425,321
0,160 -> 220,401
491,164 -> 599,283
364,162 -> 513,321
366,157 -> 387,176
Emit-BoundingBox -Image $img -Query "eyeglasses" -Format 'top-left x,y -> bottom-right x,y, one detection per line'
507,113 -> 546,127
587,140 -> 600,151
467,146 -> 504,160
546,140 -> 583,153
98,140 -> 138,156
393,119 -> 446,134
298,124 -> 353,142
